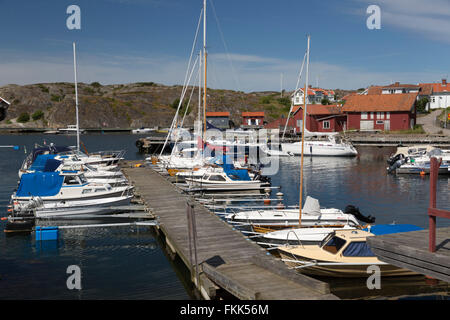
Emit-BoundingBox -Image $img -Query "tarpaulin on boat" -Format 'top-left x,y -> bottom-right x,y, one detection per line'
29,154 -> 56,171
342,241 -> 375,257
43,159 -> 62,172
31,146 -> 72,162
363,224 -> 423,235
16,172 -> 63,197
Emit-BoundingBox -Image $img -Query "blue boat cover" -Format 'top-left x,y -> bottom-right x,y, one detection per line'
16,172 -> 63,197
363,224 -> 423,235
342,241 -> 375,257
43,159 -> 62,172
31,146 -> 72,162
30,154 -> 56,171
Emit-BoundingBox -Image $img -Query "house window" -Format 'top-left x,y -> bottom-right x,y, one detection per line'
377,112 -> 384,119
370,112 -> 374,119
386,112 -> 390,119
323,121 -> 330,129
361,112 -> 368,119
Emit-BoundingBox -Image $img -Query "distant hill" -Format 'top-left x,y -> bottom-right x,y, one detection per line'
0,82 -> 355,129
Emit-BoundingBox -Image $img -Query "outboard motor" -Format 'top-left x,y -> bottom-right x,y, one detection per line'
387,153 -> 407,173
344,205 -> 376,224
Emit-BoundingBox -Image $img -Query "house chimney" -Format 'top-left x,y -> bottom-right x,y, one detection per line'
395,82 -> 400,86
442,79 -> 447,85
308,85 -> 312,88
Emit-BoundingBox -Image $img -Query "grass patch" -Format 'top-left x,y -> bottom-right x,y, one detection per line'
384,124 -> 425,134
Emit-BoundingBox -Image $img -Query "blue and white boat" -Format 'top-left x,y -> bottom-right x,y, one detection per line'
11,171 -> 133,205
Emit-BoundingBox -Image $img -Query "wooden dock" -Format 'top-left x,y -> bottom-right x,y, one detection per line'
368,227 -> 450,282
121,161 -> 338,300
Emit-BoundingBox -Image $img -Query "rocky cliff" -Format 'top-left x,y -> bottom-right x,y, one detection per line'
0,82 -> 353,129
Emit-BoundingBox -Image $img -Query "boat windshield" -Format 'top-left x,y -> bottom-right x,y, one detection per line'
342,241 -> 375,257
79,174 -> 88,184
321,236 -> 347,254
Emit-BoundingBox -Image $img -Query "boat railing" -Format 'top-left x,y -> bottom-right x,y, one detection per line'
286,229 -> 305,248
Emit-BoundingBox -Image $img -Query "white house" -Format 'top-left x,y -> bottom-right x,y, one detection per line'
291,86 -> 335,106
381,82 -> 420,95
427,79 -> 450,110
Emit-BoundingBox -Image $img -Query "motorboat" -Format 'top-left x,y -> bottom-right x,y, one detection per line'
278,227 -> 421,277
132,127 -> 156,134
12,195 -> 133,218
387,148 -> 450,174
12,171 -> 133,204
258,224 -> 357,247
281,130 -> 357,157
58,125 -> 86,134
225,197 -> 374,231
183,155 -> 270,191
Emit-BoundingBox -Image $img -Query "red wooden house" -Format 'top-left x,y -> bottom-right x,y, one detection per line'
342,93 -> 417,131
265,104 -> 345,133
242,111 -> 265,128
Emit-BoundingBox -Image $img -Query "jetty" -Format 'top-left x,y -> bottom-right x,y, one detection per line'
368,157 -> 450,282
121,160 -> 338,300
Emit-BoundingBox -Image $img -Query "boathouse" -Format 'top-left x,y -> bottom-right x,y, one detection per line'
342,93 -> 418,131
241,111 -> 265,129
205,111 -> 231,130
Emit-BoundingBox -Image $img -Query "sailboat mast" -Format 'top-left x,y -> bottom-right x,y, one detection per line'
73,42 -> 80,152
299,35 -> 310,226
202,0 -> 207,138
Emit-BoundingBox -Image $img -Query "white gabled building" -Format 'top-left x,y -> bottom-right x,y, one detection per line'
291,86 -> 335,106
425,79 -> 450,110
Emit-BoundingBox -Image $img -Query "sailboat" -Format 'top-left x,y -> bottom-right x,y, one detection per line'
229,36 -> 367,233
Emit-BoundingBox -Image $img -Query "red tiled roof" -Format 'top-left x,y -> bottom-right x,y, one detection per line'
342,93 -> 417,112
206,112 -> 230,117
242,112 -> 265,117
367,86 -> 383,95
293,104 -> 342,116
418,83 -> 433,95
431,82 -> 450,93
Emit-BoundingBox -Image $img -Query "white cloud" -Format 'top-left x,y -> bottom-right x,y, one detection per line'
0,48 -> 444,91
353,0 -> 450,41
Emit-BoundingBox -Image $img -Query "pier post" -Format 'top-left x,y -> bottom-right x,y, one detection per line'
428,157 -> 438,253
186,199 -> 199,286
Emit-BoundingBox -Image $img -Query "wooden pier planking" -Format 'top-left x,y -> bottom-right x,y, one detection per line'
122,161 -> 337,300
368,227 -> 450,282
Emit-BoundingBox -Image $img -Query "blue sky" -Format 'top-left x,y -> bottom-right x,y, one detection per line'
1,0 -> 449,91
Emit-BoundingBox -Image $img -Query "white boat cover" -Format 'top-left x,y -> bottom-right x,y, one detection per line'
302,196 -> 321,215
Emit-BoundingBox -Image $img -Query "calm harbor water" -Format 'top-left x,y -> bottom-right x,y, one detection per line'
0,133 -> 449,299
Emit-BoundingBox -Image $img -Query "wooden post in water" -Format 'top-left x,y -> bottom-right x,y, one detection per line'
429,157 -> 438,253
186,200 -> 199,285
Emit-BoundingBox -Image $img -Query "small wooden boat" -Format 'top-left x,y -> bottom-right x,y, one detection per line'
278,228 -> 418,277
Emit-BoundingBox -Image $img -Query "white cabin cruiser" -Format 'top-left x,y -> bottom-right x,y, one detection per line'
387,147 -> 450,174
12,171 -> 133,204
281,131 -> 357,157
13,195 -> 133,218
226,197 -> 371,229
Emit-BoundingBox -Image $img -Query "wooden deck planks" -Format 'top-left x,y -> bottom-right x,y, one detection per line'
122,163 -> 336,300
368,227 -> 450,282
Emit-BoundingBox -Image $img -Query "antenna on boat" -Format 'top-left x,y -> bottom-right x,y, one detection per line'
299,34 -> 310,226
73,42 -> 80,153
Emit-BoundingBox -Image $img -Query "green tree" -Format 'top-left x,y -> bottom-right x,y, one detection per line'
416,97 -> 429,113
321,98 -> 330,105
